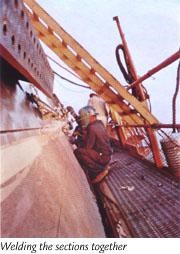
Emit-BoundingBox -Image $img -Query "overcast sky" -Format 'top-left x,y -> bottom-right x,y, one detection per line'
37,0 -> 180,124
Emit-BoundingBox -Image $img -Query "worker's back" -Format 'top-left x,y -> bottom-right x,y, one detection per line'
87,120 -> 112,156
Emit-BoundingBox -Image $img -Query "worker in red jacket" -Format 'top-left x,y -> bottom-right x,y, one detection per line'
74,106 -> 112,179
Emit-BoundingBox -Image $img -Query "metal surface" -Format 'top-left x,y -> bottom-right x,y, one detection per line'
1,133 -> 105,237
100,151 -> 180,237
0,0 -> 54,96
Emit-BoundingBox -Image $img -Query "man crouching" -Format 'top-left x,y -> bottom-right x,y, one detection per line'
74,106 -> 112,180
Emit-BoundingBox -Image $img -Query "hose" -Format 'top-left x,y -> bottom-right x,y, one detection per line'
115,44 -> 151,105
115,44 -> 134,84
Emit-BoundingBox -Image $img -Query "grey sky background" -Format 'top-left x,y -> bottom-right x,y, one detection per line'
37,0 -> 180,124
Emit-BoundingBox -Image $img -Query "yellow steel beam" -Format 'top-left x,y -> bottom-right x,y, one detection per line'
26,11 -> 146,125
23,0 -> 158,124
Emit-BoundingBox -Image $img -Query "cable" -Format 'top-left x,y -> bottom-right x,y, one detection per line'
55,78 -> 89,95
17,81 -> 25,92
47,55 -> 90,89
46,54 -> 81,80
141,84 -> 152,112
53,71 -> 90,89
172,61 -> 180,133
0,126 -> 50,134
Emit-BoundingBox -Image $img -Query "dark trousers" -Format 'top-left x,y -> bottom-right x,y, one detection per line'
74,148 -> 111,178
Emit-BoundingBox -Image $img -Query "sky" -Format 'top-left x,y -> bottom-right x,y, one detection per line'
37,0 -> 180,124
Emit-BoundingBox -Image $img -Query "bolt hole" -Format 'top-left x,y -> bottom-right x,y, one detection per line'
23,52 -> 26,59
26,22 -> 29,29
11,35 -> 15,45
18,44 -> 21,53
3,23 -> 7,35
14,0 -> 18,8
30,31 -> 33,37
21,10 -> 24,19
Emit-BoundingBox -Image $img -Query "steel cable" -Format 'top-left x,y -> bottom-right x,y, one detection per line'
172,61 -> 180,133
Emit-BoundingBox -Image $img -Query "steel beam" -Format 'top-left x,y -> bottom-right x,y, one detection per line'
127,51 -> 180,90
23,0 -> 158,125
0,0 -> 54,96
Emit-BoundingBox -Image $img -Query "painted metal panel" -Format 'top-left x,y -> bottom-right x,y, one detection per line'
0,0 -> 54,96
